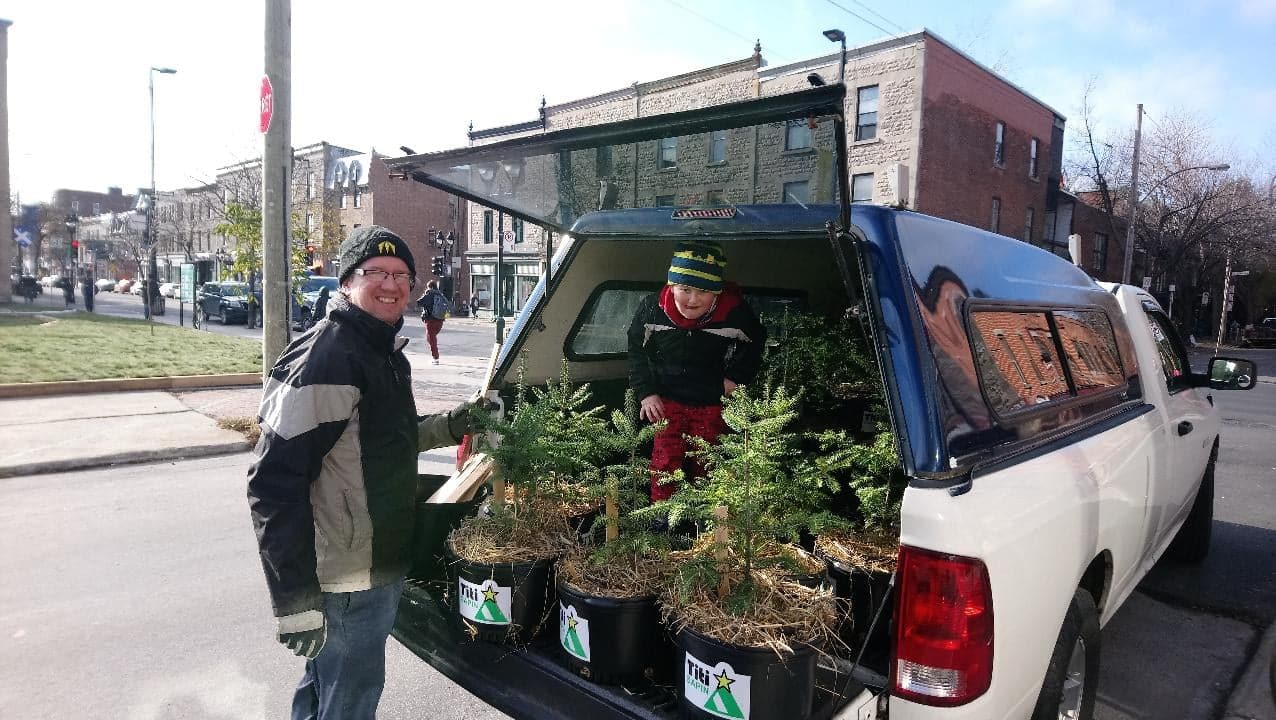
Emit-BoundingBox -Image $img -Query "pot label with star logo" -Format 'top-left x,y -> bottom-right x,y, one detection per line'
683,652 -> 751,720
559,602 -> 591,661
457,577 -> 511,625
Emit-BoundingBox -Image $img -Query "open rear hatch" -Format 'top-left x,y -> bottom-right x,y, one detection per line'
387,84 -> 911,720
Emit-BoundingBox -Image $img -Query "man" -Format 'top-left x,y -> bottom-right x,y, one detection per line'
246,272 -> 261,329
415,279 -> 448,365
248,225 -> 473,720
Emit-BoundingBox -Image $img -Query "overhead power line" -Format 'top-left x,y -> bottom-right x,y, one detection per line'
822,0 -> 903,37
659,0 -> 794,62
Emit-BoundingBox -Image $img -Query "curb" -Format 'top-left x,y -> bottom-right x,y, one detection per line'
0,373 -> 262,399
0,441 -> 252,479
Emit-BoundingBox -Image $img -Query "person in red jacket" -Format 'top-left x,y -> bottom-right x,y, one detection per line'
627,240 -> 766,501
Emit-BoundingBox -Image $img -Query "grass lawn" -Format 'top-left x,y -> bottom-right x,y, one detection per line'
0,312 -> 262,383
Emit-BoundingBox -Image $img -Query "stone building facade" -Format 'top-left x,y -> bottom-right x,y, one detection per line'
458,30 -> 1123,317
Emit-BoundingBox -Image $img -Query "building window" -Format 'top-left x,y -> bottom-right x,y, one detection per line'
514,218 -> 524,244
71,200 -> 80,213
708,130 -> 727,164
785,120 -> 812,150
990,197 -> 1001,233
352,189 -> 361,208
1029,138 -> 1039,178
658,137 -> 677,170
306,212 -> 315,234
848,173 -> 873,203
596,146 -> 612,177
994,122 -> 1005,166
1093,233 -> 1109,271
1023,207 -> 1034,242
306,172 -> 315,199
855,85 -> 879,141
1043,210 -> 1056,246
93,202 -> 101,215
483,210 -> 494,243
339,191 -> 347,209
782,181 -> 809,204
706,189 -> 725,205
654,194 -> 676,207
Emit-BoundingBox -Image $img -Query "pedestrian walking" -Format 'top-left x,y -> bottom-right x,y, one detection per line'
81,272 -> 94,313
416,279 -> 449,364
248,225 -> 477,720
468,291 -> 480,318
245,272 -> 261,329
60,276 -> 75,307
310,285 -> 330,327
627,240 -> 766,501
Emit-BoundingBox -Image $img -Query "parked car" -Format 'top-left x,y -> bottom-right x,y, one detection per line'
40,274 -> 61,288
159,282 -> 180,299
196,281 -> 250,324
130,281 -> 145,296
1241,317 -> 1276,348
381,87 -> 1259,720
94,279 -> 116,293
292,275 -> 338,329
114,279 -> 133,294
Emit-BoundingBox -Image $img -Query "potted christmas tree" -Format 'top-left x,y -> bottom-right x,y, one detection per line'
447,362 -> 606,643
652,385 -> 850,720
555,389 -> 682,684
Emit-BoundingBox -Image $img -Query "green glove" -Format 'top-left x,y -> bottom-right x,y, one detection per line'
277,609 -> 327,659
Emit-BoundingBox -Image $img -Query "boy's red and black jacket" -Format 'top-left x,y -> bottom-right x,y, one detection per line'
627,283 -> 767,407
247,296 -> 419,618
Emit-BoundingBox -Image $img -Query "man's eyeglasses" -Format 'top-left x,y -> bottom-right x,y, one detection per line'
353,268 -> 415,288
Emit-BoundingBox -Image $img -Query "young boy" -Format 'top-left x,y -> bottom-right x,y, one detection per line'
627,240 -> 766,501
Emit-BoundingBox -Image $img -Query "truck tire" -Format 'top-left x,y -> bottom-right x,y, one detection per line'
1167,458 -> 1215,563
1030,588 -> 1099,720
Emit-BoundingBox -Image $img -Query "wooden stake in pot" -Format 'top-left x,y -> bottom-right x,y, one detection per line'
714,505 -> 730,600
605,486 -> 619,542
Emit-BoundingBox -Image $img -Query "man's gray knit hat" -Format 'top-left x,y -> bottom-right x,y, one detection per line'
337,225 -> 416,282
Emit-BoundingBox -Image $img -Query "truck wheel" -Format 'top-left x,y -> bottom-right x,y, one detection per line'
1030,588 -> 1099,720
1167,458 -> 1214,563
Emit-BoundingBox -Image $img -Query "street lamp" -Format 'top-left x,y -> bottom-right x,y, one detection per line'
823,29 -> 846,84
145,65 -> 177,318
1121,160 -> 1229,285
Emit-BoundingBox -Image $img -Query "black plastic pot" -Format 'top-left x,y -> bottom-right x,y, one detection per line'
675,625 -> 817,720
409,474 -> 483,583
819,551 -> 893,661
446,548 -> 555,643
556,578 -> 669,685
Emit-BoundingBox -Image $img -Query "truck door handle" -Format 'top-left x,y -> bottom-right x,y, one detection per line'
1177,421 -> 1194,436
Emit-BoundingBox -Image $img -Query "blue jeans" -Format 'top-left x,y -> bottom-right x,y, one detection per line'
291,578 -> 405,720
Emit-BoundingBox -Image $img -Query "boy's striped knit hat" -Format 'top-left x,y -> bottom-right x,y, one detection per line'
667,240 -> 727,293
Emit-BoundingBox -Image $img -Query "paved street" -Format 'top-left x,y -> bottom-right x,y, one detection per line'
0,454 -> 509,720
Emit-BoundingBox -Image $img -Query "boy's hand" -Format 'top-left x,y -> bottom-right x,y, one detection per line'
640,395 -> 666,423
723,379 -> 738,396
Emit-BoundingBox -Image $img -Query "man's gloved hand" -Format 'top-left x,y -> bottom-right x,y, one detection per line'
277,609 -> 327,659
447,400 -> 485,439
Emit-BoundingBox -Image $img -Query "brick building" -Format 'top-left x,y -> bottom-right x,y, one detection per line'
457,30 -> 1123,317
214,142 -> 462,293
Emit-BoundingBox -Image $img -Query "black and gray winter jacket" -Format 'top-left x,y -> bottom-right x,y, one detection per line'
627,283 -> 766,407
248,296 -> 456,617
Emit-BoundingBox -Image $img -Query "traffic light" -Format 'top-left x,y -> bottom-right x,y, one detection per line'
431,256 -> 445,276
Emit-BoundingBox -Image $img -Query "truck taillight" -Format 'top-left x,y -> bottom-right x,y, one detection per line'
892,545 -> 993,707
456,434 -> 474,471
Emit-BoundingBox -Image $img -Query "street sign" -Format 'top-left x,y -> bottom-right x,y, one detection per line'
1232,270 -> 1250,277
14,227 -> 30,247
259,75 -> 274,134
502,230 -> 515,243
180,264 -> 195,303
1141,276 -> 1152,290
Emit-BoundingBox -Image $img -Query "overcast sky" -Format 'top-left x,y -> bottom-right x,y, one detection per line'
5,0 -> 1274,205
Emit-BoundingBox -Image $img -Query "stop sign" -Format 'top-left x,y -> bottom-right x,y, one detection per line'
259,75 -> 274,134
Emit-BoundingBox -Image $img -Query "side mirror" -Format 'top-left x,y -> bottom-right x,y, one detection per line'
1207,357 -> 1257,390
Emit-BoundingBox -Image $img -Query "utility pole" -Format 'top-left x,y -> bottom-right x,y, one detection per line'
1120,103 -> 1143,286
0,19 -> 13,304
262,0 -> 291,373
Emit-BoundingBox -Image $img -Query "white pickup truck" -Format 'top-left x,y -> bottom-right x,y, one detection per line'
384,85 -> 1257,720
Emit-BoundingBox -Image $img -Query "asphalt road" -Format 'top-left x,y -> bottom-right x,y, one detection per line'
0,454 -> 510,720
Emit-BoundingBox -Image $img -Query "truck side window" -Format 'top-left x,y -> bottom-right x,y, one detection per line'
1144,309 -> 1190,392
969,310 -> 1069,414
1053,309 -> 1126,396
